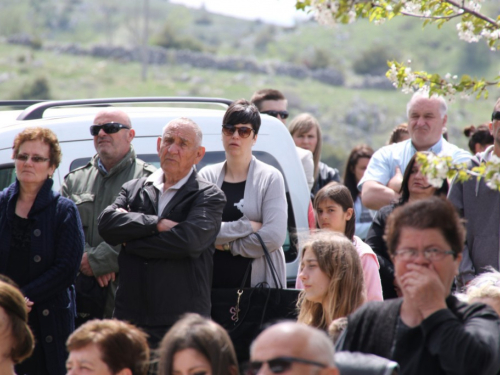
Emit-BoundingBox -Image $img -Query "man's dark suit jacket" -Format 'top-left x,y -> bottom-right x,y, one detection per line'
98,170 -> 226,326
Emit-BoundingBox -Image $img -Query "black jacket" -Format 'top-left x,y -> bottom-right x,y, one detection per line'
340,296 -> 500,375
98,171 -> 225,326
311,161 -> 341,197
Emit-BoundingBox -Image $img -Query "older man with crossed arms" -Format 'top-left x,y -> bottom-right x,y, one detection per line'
98,117 -> 225,347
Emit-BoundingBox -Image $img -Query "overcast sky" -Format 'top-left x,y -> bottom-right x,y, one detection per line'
170,0 -> 310,26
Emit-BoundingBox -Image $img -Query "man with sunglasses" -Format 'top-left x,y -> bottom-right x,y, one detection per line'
449,97 -> 500,287
250,89 -> 314,191
249,322 -> 338,375
62,109 -> 156,325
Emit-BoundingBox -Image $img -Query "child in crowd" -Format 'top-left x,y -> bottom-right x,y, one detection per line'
297,231 -> 366,331
296,183 -> 383,301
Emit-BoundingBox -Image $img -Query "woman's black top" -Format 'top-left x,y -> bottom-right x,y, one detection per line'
212,180 -> 252,288
6,214 -> 32,287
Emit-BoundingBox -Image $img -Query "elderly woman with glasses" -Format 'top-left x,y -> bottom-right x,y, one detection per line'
199,99 -> 287,290
337,197 -> 500,375
0,127 -> 84,375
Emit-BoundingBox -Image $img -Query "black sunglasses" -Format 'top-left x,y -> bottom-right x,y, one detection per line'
261,110 -> 289,120
90,123 -> 131,136
246,356 -> 327,374
492,111 -> 500,121
222,124 -> 254,138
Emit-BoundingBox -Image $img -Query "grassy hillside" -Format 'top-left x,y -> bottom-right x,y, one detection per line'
0,1 -> 499,171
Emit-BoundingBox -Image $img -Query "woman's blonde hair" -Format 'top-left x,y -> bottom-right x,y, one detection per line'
297,231 -> 365,330
288,113 -> 322,182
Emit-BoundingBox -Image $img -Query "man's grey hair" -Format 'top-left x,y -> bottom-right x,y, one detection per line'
162,117 -> 203,147
406,90 -> 447,119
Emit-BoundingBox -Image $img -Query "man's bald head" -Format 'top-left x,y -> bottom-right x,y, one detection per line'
92,109 -> 135,171
94,109 -> 132,128
250,322 -> 338,375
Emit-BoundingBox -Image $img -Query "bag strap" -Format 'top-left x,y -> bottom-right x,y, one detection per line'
254,233 -> 283,289
238,261 -> 252,289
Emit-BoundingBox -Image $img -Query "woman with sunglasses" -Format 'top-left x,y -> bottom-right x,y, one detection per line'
199,99 -> 287,289
288,113 -> 340,197
0,127 -> 84,375
338,197 -> 500,375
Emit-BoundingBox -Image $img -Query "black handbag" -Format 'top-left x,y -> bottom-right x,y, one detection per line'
74,273 -> 107,326
211,233 -> 300,364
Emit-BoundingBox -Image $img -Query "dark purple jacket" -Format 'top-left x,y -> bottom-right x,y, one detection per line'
0,178 -> 84,375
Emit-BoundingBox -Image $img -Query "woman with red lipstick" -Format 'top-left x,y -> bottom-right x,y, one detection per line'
199,99 -> 287,288
297,231 -> 366,331
365,153 -> 449,299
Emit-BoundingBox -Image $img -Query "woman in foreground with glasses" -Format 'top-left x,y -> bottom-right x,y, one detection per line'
338,197 -> 500,375
158,313 -> 239,375
199,99 -> 287,289
0,127 -> 84,375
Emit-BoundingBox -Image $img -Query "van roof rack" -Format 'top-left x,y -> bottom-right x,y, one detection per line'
0,100 -> 46,109
16,97 -> 234,121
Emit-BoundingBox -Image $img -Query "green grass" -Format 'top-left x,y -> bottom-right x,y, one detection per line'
0,41 -> 498,172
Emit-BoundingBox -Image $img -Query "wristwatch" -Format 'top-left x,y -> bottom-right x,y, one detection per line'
222,242 -> 231,251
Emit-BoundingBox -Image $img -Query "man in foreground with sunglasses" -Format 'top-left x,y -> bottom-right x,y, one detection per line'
449,97 -> 500,287
250,89 -> 314,191
249,322 -> 339,375
62,109 -> 156,325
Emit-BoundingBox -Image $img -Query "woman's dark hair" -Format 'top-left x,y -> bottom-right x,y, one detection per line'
463,124 -> 493,154
158,313 -> 239,375
66,319 -> 150,375
0,278 -> 34,364
313,183 -> 355,240
399,153 -> 448,204
343,144 -> 374,202
385,196 -> 465,257
223,99 -> 261,136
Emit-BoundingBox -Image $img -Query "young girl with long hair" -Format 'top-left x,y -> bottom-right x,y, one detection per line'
297,231 -> 366,330
297,183 -> 383,301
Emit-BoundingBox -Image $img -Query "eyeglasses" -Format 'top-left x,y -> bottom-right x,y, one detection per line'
15,154 -> 50,163
492,111 -> 500,121
261,110 -> 289,120
394,248 -> 455,261
90,123 -> 131,136
222,124 -> 254,138
246,356 -> 327,374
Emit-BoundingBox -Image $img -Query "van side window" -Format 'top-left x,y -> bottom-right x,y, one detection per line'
0,164 -> 15,190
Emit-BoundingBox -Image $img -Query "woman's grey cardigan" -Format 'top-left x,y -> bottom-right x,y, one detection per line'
199,156 -> 287,288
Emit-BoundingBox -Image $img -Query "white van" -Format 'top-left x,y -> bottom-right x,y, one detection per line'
0,98 -> 310,286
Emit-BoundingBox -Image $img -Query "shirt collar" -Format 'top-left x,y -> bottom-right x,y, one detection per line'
147,167 -> 194,192
410,137 -> 444,154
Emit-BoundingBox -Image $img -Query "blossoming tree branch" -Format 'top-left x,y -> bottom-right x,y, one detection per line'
415,151 -> 500,191
296,0 -> 500,99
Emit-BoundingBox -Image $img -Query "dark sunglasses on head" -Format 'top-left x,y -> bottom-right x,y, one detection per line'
90,123 -> 131,136
15,154 -> 50,163
261,110 -> 289,120
246,356 -> 327,374
492,111 -> 500,121
222,124 -> 254,138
